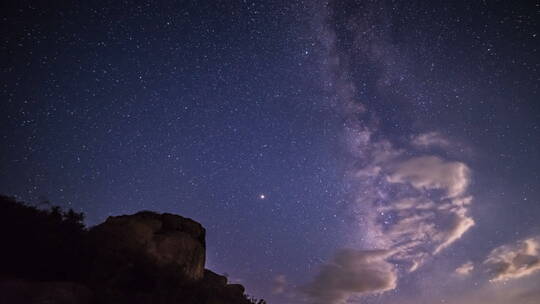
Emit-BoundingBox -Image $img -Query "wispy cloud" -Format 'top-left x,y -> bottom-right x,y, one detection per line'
387,156 -> 470,199
485,236 -> 540,282
411,132 -> 451,148
455,261 -> 474,276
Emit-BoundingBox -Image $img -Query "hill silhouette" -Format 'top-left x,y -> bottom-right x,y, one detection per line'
0,195 -> 266,304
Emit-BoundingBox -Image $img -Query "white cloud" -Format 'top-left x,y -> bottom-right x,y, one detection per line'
342,136 -> 476,274
412,132 -> 451,148
379,198 -> 474,267
303,249 -> 397,304
433,206 -> 475,254
387,156 -> 470,198
335,114 -> 475,289
455,261 -> 474,276
485,236 -> 540,282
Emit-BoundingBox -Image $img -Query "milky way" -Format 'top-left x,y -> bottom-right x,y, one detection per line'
302,1 -> 539,303
1,1 -> 539,303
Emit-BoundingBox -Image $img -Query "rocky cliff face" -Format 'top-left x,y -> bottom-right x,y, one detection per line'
90,211 -> 206,281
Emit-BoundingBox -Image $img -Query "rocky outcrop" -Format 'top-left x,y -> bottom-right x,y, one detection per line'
89,211 -> 206,282
0,195 -> 264,304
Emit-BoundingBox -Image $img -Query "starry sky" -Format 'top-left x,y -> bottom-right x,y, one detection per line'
1,1 -> 539,303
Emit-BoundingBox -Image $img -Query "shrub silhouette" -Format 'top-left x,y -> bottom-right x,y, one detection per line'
0,195 -> 88,282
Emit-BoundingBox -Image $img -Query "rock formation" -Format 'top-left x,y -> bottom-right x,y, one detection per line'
0,195 -> 264,304
89,211 -> 206,282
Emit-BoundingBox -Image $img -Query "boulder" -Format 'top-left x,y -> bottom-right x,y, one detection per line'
89,211 -> 206,283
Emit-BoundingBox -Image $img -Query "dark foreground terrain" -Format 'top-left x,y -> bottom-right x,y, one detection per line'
0,195 -> 265,304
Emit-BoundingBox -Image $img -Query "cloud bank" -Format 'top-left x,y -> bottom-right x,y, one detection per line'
303,249 -> 397,304
345,137 -> 476,271
485,236 -> 540,281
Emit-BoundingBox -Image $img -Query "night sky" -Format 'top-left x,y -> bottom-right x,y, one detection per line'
1,1 -> 539,303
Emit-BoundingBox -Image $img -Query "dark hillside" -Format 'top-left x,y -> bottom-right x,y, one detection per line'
0,195 -> 266,304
